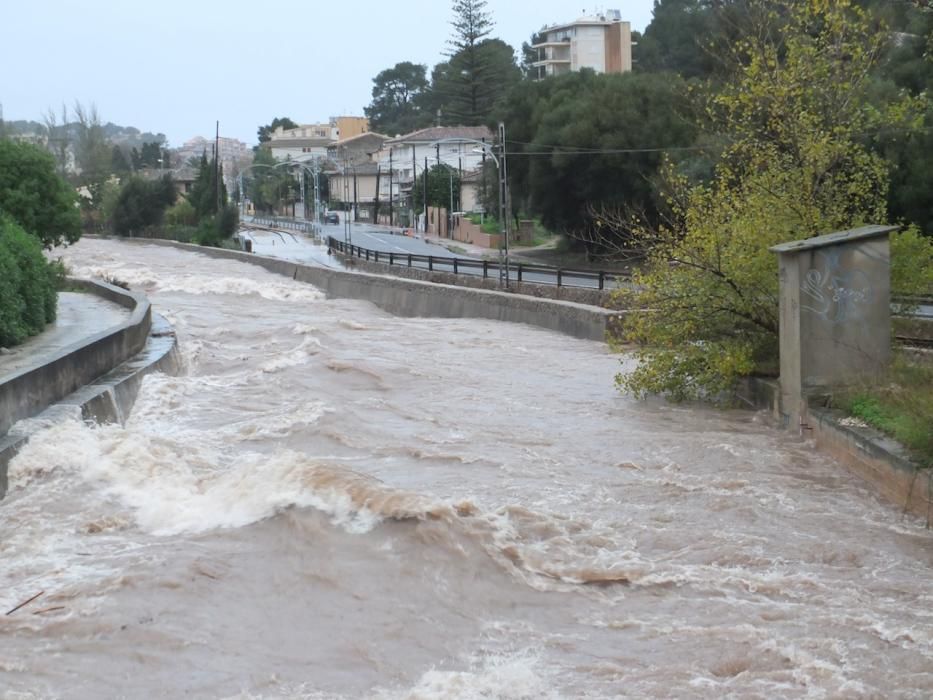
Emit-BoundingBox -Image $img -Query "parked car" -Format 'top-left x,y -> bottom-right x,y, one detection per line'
325,212 -> 340,224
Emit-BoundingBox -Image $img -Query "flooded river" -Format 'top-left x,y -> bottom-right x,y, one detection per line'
1,239 -> 931,698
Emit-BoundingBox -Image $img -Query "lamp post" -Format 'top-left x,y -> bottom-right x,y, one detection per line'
238,159 -> 321,225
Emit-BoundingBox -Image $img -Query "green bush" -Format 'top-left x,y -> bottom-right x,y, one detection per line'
0,218 -> 58,347
891,225 -> 933,299
0,140 -> 81,249
165,199 -> 198,227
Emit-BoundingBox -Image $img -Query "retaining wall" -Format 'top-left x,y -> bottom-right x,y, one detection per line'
0,283 -> 180,498
337,255 -> 614,307
118,239 -> 621,341
737,376 -> 928,519
0,279 -> 151,436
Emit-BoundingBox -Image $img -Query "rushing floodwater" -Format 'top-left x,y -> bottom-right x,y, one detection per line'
2,239 -> 931,699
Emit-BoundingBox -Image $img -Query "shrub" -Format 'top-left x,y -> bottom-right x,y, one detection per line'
0,218 -> 58,347
0,140 -> 81,248
165,199 -> 198,227
891,225 -> 933,299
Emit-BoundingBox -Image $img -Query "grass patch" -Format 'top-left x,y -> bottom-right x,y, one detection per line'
466,213 -> 501,235
833,357 -> 933,466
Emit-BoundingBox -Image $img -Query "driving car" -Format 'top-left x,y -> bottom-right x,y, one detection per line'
324,212 -> 340,224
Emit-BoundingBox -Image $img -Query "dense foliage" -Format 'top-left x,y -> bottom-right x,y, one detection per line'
495,70 -> 697,234
412,164 -> 462,211
0,140 -> 81,248
363,1 -> 520,134
614,0 -> 923,400
364,62 -> 432,136
0,218 -> 59,347
112,176 -> 177,235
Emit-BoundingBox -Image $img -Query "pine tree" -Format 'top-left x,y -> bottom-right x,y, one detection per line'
443,0 -> 500,125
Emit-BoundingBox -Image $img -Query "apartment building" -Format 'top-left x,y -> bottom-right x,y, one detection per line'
531,10 -> 632,80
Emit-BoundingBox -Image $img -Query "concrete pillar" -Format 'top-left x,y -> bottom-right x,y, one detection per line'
770,225 -> 897,430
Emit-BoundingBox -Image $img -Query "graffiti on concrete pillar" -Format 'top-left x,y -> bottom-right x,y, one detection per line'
800,249 -> 873,324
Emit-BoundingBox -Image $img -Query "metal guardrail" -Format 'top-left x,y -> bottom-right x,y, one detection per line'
249,215 -> 321,238
327,236 -> 622,290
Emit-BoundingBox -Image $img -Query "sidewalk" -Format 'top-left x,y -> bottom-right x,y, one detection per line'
0,292 -> 129,378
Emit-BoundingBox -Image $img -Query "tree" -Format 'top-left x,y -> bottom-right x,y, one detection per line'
490,69 -> 697,239
187,152 -> 228,220
0,139 -> 81,248
635,0 -> 755,80
73,101 -> 111,184
413,164 -> 462,211
257,117 -> 298,144
110,145 -> 130,174
435,1 -> 520,125
138,141 -> 165,169
364,62 -> 432,136
111,176 -> 176,235
0,217 -> 59,346
245,147 -> 296,214
613,0 -> 922,401
520,33 -> 542,78
42,104 -> 70,178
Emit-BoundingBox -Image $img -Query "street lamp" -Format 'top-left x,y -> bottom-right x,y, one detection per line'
238,159 -> 322,225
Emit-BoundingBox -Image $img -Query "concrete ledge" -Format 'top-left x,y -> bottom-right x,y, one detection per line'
738,376 -> 928,518
0,313 -> 179,498
112,238 -> 622,342
809,407 -> 929,519
0,279 -> 152,437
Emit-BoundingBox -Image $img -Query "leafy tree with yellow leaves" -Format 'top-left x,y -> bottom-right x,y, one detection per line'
614,0 -> 925,401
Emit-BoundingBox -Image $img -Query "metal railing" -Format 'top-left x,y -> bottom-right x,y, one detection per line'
327,236 -> 623,290
249,215 -> 321,239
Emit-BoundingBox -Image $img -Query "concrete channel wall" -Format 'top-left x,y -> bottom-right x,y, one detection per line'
0,283 -> 179,498
0,279 -> 152,437
737,376 -> 929,519
338,255 -> 615,307
123,239 -> 622,342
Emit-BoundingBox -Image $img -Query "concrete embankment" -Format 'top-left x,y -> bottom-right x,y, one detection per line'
115,239 -> 622,342
737,377 -> 930,520
0,280 -> 179,497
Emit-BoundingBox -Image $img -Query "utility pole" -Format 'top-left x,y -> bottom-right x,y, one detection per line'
373,164 -> 381,230
215,121 -> 221,214
423,156 -> 428,236
497,122 -> 510,289
411,145 -> 417,232
343,152 -> 351,243
388,149 -> 394,227
353,168 -> 358,223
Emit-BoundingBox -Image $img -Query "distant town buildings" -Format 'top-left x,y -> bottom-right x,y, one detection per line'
264,116 -> 370,162
531,10 -> 632,80
175,135 -> 251,172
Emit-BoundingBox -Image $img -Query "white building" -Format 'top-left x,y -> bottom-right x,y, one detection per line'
376,125 -> 492,185
531,10 -> 632,80
265,123 -> 334,161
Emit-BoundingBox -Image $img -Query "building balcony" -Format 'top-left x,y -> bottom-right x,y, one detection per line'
532,57 -> 571,67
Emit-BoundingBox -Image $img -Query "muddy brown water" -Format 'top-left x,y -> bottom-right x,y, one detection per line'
1,239 -> 931,699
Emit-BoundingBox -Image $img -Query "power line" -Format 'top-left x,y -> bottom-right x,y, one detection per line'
504,124 -> 933,158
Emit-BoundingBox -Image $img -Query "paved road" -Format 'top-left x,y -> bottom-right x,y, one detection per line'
237,228 -> 344,269
324,222 -> 616,290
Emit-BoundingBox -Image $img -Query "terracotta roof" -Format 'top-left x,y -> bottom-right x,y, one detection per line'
387,126 -> 493,144
330,132 -> 389,148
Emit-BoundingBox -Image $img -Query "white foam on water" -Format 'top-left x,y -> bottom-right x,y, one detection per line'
373,653 -> 560,700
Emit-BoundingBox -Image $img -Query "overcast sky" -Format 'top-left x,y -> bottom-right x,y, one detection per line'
1,1 -> 656,147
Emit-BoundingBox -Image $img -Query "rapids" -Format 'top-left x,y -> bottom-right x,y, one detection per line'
1,239 -> 930,699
